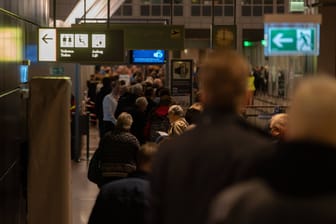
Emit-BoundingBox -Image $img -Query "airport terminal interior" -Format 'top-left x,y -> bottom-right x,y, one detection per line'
1,0 -> 336,224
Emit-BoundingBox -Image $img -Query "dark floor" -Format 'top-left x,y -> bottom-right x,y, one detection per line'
72,125 -> 99,224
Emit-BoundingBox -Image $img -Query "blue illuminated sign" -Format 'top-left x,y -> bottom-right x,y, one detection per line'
131,49 -> 166,64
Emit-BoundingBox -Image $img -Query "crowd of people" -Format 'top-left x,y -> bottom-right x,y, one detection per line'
85,50 -> 336,224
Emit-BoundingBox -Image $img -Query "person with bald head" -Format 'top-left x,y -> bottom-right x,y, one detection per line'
149,50 -> 273,224
269,113 -> 288,142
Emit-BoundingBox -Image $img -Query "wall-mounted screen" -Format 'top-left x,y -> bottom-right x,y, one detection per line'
130,49 -> 166,64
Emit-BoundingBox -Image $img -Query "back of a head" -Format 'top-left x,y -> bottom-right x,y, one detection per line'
153,78 -> 163,88
168,105 -> 184,117
137,142 -> 158,168
136,96 -> 148,108
287,75 -> 336,145
145,87 -> 154,98
116,112 -> 133,131
102,77 -> 111,88
199,50 -> 249,111
270,113 -> 288,139
131,83 -> 144,96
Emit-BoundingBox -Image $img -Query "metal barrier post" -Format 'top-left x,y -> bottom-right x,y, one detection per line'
86,112 -> 90,161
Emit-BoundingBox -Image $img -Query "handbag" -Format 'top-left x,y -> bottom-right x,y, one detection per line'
87,148 -> 102,185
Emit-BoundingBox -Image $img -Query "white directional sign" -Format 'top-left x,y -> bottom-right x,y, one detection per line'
60,34 -> 74,48
38,28 -> 124,63
92,34 -> 106,48
38,28 -> 56,61
75,34 -> 88,48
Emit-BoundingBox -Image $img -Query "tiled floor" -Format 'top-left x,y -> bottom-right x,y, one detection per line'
72,125 -> 100,224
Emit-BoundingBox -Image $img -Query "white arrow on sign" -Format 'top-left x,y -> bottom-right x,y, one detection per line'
273,33 -> 293,48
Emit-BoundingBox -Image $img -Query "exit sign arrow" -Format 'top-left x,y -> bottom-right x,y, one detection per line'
42,33 -> 53,44
272,33 -> 294,48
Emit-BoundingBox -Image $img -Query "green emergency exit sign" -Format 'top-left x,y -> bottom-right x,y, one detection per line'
264,24 -> 320,56
290,0 -> 305,12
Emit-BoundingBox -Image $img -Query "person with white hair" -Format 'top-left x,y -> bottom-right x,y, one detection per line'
208,75 -> 336,224
167,105 -> 189,136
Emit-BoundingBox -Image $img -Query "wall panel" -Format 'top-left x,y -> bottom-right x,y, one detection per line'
0,0 -> 49,223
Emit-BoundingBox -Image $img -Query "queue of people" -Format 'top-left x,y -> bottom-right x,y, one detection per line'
86,50 -> 336,224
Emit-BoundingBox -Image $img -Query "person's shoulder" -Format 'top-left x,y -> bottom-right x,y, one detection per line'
235,117 -> 272,142
209,179 -> 274,224
121,132 -> 140,145
100,178 -> 149,196
174,118 -> 189,127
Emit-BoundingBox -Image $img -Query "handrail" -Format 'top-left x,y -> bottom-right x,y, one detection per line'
0,7 -> 41,27
0,87 -> 20,99
0,160 -> 17,182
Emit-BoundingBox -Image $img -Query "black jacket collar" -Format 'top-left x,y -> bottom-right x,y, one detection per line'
267,140 -> 336,197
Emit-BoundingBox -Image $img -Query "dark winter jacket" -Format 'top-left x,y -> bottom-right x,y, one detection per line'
98,130 -> 140,186
149,109 -> 273,224
208,140 -> 336,224
88,171 -> 149,224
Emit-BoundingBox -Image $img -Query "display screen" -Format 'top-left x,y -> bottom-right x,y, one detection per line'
131,49 -> 166,64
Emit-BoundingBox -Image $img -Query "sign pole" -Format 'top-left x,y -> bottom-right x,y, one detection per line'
74,64 -> 81,162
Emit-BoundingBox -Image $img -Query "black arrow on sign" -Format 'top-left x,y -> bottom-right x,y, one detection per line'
42,33 -> 53,44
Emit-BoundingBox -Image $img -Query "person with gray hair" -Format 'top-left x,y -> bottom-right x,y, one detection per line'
167,105 -> 189,136
208,75 -> 336,224
149,50 -> 272,224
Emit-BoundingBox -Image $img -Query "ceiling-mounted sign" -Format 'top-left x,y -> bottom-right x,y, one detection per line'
264,14 -> 321,56
38,28 -> 124,63
264,24 -> 319,56
57,29 -> 124,64
71,24 -> 185,50
38,28 -> 57,62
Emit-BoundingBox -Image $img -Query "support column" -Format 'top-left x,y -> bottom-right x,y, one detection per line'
318,3 -> 336,75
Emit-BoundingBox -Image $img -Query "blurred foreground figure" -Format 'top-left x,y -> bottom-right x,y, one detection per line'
149,50 -> 273,224
209,75 -> 336,224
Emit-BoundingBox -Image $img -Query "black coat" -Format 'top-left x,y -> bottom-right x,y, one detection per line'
209,179 -> 336,224
98,130 -> 140,187
208,140 -> 336,224
130,108 -> 147,145
149,110 -> 273,224
88,171 -> 149,224
261,140 -> 336,197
